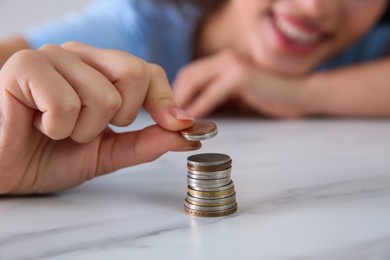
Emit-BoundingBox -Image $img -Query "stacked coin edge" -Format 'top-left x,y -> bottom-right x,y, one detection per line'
184,153 -> 237,217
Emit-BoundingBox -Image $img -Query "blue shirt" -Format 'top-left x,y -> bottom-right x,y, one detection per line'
318,24 -> 390,71
25,0 -> 390,82
25,0 -> 199,82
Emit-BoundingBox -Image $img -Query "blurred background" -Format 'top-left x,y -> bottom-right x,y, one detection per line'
0,0 -> 90,39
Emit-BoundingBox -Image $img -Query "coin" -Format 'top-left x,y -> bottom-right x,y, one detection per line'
187,161 -> 232,172
187,168 -> 231,180
187,172 -> 231,181
186,193 -> 236,207
187,186 -> 235,199
184,200 -> 237,212
184,204 -> 238,217
187,176 -> 231,188
180,121 -> 218,141
184,153 -> 237,218
187,153 -> 231,167
189,180 -> 235,192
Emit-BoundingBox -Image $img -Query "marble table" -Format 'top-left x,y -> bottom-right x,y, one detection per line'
1,115 -> 390,260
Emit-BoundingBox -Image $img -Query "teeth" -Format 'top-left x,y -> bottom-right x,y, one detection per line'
276,18 -> 321,44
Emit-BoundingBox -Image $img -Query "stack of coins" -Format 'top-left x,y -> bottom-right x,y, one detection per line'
184,153 -> 237,217
180,120 -> 237,217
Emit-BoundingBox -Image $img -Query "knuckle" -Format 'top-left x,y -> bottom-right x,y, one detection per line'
6,49 -> 40,69
38,43 -> 62,54
149,63 -> 168,80
43,100 -> 82,140
45,128 -> 66,141
119,56 -> 151,84
133,59 -> 151,80
43,122 -> 69,141
56,99 -> 82,115
99,91 -> 122,112
61,41 -> 85,50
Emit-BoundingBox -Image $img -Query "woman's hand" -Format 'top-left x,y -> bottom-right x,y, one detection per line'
173,50 -> 310,118
0,42 -> 200,195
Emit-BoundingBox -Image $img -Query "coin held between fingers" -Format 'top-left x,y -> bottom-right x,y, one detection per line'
180,120 -> 218,141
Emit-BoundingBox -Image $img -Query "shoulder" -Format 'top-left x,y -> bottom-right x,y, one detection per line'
87,0 -> 199,27
366,23 -> 390,56
86,0 -> 202,82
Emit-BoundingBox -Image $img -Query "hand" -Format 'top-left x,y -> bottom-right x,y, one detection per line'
173,50 -> 309,118
0,42 -> 200,195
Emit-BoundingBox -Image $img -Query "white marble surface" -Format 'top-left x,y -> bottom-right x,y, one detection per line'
1,115 -> 390,260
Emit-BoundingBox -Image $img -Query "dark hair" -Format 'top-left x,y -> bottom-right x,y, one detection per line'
163,0 -> 225,8
162,0 -> 390,24
380,6 -> 390,23
159,0 -> 226,14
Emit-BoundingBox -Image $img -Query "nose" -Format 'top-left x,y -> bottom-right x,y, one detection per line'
294,0 -> 340,20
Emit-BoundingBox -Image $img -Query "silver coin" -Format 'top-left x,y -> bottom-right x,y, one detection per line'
189,180 -> 235,192
181,130 -> 217,141
187,168 -> 231,180
186,192 -> 236,205
184,204 -> 237,217
187,153 -> 231,167
187,172 -> 231,181
188,167 -> 231,176
187,176 -> 231,188
184,200 -> 237,212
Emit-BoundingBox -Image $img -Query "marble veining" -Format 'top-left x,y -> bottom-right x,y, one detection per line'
1,117 -> 390,259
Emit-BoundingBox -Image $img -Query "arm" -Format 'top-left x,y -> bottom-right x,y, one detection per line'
173,50 -> 390,118
302,58 -> 390,117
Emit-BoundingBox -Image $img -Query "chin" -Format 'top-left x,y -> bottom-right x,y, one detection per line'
253,55 -> 314,76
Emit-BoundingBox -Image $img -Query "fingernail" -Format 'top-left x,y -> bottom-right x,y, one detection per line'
170,107 -> 194,121
174,142 -> 202,151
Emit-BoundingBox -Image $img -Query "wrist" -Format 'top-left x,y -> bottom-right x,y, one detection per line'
296,72 -> 327,116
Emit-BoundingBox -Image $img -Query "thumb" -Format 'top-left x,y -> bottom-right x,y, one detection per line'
96,125 -> 201,175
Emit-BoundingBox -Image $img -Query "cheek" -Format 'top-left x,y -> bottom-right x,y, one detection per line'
343,3 -> 386,39
235,3 -> 271,49
234,0 -> 274,26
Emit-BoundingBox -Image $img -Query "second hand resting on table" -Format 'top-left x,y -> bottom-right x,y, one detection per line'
0,42 -> 201,195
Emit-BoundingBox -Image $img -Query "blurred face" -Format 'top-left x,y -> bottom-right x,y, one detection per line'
224,0 -> 388,75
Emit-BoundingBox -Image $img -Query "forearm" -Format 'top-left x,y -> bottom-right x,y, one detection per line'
0,36 -> 30,67
301,58 -> 390,117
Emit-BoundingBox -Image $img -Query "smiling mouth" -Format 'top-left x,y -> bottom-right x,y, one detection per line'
271,14 -> 332,54
276,17 -> 321,44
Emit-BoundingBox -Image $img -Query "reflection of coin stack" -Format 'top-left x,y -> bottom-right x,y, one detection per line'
184,153 -> 237,217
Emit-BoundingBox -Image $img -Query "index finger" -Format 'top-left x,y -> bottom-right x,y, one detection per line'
61,42 -> 194,131
144,64 -> 194,131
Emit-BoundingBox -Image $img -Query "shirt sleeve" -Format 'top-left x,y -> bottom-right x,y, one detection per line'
24,0 -> 143,54
23,0 -> 200,82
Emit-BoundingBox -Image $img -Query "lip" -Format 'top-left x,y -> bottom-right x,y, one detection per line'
281,14 -> 332,36
268,13 -> 331,55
